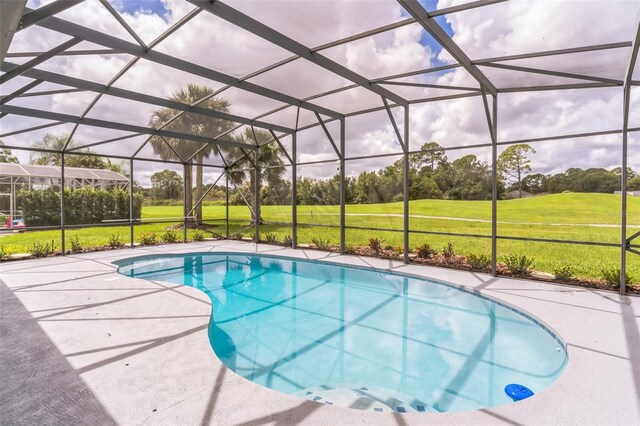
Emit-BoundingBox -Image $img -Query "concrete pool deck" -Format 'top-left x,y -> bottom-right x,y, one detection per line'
1,240 -> 639,425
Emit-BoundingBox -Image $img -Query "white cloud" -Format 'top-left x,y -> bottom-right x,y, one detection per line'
407,0 -> 640,173
2,0 -> 639,183
437,0 -> 640,61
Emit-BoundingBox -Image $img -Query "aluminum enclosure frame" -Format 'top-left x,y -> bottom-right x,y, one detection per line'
0,0 -> 638,294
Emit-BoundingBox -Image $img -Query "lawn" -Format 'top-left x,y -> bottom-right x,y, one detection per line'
1,193 -> 639,281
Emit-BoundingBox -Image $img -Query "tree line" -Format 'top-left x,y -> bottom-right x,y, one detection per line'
289,150 -> 500,206
239,143 -> 639,206
520,167 -> 639,195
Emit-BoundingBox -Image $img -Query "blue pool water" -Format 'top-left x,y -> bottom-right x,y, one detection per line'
117,253 -> 567,413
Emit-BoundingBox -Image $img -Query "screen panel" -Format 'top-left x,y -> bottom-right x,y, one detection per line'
345,108 -> 404,158
295,161 -> 341,249
226,0 -> 408,48
442,1 -> 640,62
497,87 -> 623,142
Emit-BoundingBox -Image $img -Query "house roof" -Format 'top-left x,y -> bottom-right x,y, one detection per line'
0,162 -> 128,182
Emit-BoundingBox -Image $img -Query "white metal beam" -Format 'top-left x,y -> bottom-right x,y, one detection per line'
0,0 -> 27,64
18,0 -> 84,31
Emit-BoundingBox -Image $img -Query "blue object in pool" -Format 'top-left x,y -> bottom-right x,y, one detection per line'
116,253 -> 567,413
504,384 -> 535,401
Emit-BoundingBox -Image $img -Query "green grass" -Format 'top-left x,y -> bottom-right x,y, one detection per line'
1,193 -> 639,282
0,223 -> 223,255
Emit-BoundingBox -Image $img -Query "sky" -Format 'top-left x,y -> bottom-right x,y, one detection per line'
1,0 -> 639,186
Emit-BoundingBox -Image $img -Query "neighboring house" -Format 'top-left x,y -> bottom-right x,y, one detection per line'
506,190 -> 533,199
613,191 -> 640,197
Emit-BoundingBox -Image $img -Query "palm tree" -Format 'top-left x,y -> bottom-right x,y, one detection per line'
30,134 -> 107,169
148,85 -> 234,224
30,134 -> 73,165
227,128 -> 285,223
0,140 -> 19,163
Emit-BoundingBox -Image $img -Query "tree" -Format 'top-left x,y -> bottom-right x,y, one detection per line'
261,179 -> 291,205
447,154 -> 496,200
498,144 -> 536,198
432,160 -> 455,195
575,168 -> 619,193
29,133 -> 116,169
521,173 -> 547,194
148,85 -> 234,224
409,141 -> 447,173
151,169 -> 183,201
0,140 -> 19,163
30,134 -> 79,165
354,170 -> 383,203
611,167 -> 637,180
409,173 -> 442,200
629,176 -> 640,191
66,154 -> 110,169
544,171 -> 571,193
227,128 -> 286,222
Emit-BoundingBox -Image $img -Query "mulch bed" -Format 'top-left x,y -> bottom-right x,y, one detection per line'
303,244 -> 640,295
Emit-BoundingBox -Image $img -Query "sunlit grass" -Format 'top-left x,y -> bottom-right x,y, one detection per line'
1,193 -> 638,281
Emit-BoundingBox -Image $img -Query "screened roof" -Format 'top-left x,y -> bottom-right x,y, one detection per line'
0,0 -> 638,163
0,162 -> 128,182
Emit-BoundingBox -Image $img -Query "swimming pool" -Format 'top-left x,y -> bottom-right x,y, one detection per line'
116,253 -> 567,413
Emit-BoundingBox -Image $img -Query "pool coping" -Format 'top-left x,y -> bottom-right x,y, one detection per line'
1,240 -> 639,425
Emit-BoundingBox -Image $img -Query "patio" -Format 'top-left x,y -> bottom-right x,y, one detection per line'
1,0 -> 640,424
1,241 -> 639,425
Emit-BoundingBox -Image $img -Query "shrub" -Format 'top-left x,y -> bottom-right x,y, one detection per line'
233,232 -> 243,240
19,187 -> 142,227
416,243 -> 436,259
139,232 -> 157,246
468,254 -> 491,270
345,244 -> 355,254
283,234 -> 293,246
442,242 -> 455,258
601,267 -> 631,288
69,235 -> 83,252
29,240 -> 55,258
503,254 -> 534,275
248,232 -> 256,241
554,264 -> 573,281
161,230 -> 178,244
263,232 -> 279,243
0,244 -> 8,259
369,237 -> 383,254
192,230 -> 205,242
108,233 -> 123,248
394,246 -> 404,256
311,237 -> 331,250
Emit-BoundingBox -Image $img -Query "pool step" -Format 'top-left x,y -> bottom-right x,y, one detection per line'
296,385 -> 434,413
